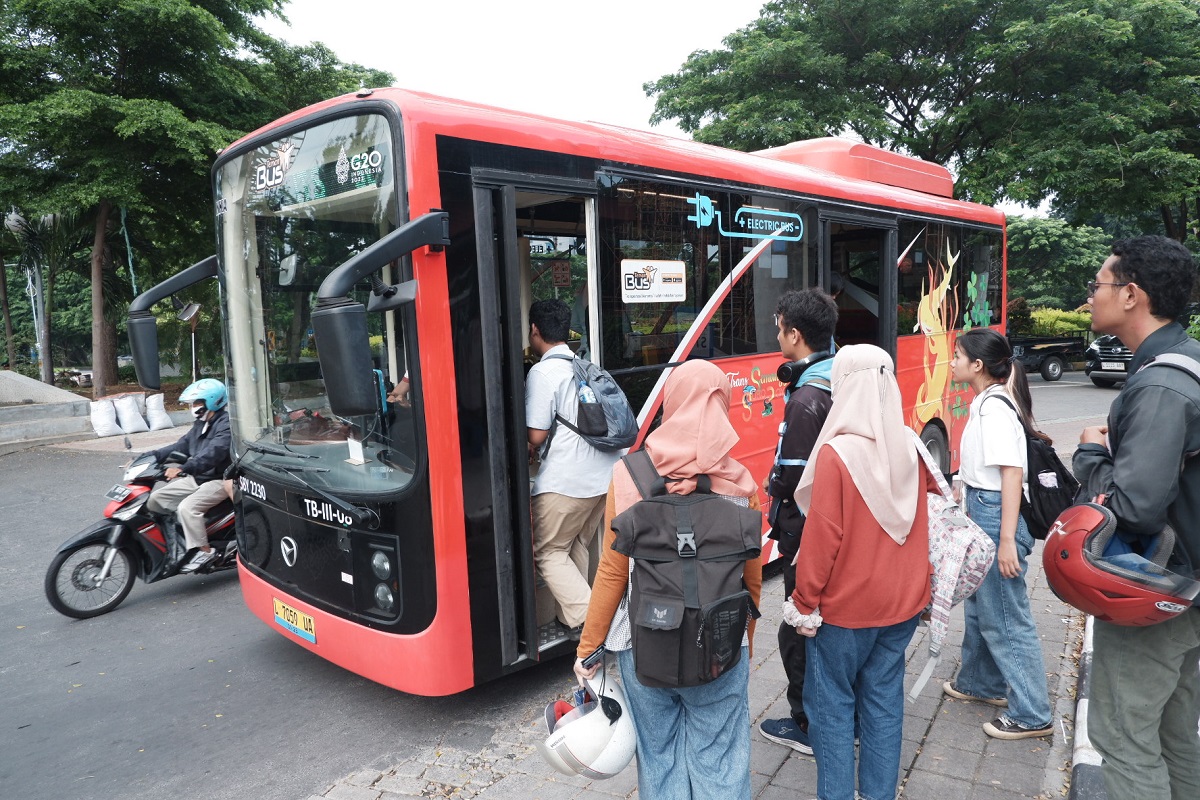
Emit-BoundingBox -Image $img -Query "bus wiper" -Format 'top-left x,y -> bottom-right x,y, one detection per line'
244,440 -> 318,459
257,463 -> 378,528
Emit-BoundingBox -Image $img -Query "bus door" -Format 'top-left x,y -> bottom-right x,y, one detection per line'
471,174 -> 598,666
823,214 -> 897,358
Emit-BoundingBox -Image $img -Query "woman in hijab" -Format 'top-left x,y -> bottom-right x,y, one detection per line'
574,359 -> 762,800
788,344 -> 938,800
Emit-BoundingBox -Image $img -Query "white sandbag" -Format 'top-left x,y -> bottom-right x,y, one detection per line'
145,393 -> 175,431
90,399 -> 123,437
112,394 -> 150,433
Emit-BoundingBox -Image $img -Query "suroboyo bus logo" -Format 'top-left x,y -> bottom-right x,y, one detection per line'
253,142 -> 297,192
621,259 -> 687,303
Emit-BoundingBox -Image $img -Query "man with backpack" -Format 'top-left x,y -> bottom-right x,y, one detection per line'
526,299 -> 622,637
757,288 -> 838,755
1073,236 -> 1200,800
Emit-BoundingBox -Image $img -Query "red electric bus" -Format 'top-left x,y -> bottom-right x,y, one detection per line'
129,87 -> 1005,696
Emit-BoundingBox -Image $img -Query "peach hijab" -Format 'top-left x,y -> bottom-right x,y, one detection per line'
793,344 -> 921,545
640,360 -> 758,498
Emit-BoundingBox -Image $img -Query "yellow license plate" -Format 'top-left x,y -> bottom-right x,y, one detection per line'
273,598 -> 316,644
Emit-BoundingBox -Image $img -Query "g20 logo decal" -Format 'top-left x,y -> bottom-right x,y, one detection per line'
686,193 -> 803,242
336,146 -> 385,185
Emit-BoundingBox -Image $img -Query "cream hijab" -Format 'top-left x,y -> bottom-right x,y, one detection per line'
793,344 -> 921,544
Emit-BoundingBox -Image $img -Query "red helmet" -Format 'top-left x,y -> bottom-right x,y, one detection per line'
1043,503 -> 1200,626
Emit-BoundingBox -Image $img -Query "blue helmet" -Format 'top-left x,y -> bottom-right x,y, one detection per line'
180,378 -> 228,411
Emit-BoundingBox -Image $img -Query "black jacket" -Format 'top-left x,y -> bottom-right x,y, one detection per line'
1073,323 -> 1200,571
767,368 -> 833,555
150,409 -> 232,483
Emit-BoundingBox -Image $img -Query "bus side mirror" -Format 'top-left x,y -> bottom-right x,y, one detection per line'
311,300 -> 379,418
128,311 -> 161,390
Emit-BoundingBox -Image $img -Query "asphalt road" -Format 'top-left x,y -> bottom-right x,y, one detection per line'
0,370 -> 1114,800
0,447 -> 570,800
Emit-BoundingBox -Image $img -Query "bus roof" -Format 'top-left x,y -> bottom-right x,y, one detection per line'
223,87 -> 1004,227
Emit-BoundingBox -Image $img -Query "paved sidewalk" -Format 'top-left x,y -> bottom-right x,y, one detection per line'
309,549 -> 1083,800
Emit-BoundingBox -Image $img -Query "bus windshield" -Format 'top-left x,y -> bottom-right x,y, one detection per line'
214,113 -> 419,494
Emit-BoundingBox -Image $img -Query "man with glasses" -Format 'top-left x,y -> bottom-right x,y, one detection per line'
1074,235 -> 1200,800
758,288 -> 838,754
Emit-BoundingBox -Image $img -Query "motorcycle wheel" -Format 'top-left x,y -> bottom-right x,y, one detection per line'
45,544 -> 136,619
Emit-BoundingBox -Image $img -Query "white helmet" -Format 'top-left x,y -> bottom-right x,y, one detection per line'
536,673 -> 637,780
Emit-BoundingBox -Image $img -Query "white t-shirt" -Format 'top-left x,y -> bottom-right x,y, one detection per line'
959,384 -> 1028,493
525,344 -> 621,498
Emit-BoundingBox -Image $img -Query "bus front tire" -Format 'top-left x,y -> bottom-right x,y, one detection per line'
920,425 -> 949,477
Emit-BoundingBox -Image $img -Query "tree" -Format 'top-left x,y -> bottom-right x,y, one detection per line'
1005,216 -> 1111,310
0,1 -> 394,395
3,210 -> 91,382
646,1 -> 1200,236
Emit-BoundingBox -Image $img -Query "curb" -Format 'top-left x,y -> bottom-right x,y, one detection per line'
1069,616 -> 1106,800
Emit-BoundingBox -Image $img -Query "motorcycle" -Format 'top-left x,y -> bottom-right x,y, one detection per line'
44,451 -> 237,619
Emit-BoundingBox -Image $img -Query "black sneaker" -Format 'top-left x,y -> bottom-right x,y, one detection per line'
983,714 -> 1053,740
180,549 -> 218,574
758,717 -> 813,755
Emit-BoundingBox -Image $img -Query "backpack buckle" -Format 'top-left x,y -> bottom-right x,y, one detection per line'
676,531 -> 697,557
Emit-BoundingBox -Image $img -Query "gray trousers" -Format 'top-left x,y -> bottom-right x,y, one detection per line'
145,477 -> 230,550
1091,611 -> 1200,800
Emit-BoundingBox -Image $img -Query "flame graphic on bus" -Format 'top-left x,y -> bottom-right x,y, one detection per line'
911,240 -> 960,429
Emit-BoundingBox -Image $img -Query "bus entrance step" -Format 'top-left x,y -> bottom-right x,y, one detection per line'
536,620 -> 574,650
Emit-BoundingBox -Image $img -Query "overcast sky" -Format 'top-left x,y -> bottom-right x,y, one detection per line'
257,0 -> 768,138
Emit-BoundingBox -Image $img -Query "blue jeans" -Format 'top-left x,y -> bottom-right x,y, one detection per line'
954,487 -> 1052,728
803,615 -> 920,800
617,646 -> 751,800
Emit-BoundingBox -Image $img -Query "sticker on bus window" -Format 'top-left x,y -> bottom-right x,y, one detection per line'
621,259 -> 686,303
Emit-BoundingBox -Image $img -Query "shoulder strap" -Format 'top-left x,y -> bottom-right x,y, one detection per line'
800,376 -> 832,392
542,353 -> 575,363
623,450 -> 665,499
982,391 -> 1019,418
1139,353 -> 1200,388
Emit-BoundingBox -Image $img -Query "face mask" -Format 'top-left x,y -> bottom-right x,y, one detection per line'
192,405 -> 207,420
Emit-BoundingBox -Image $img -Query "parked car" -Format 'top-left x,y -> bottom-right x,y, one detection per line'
1009,331 -> 1089,381
1085,335 -> 1132,387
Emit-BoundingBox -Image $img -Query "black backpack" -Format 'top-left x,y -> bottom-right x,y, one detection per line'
543,354 -> 639,453
610,450 -> 762,688
988,395 -> 1080,540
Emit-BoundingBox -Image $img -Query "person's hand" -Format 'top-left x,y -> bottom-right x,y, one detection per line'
386,377 -> 412,408
762,475 -> 770,493
165,466 -> 183,480
573,657 -> 599,687
997,538 -> 1021,579
1080,425 -> 1108,448
797,623 -> 818,638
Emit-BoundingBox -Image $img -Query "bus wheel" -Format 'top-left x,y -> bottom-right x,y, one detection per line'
920,426 -> 949,477
1040,355 -> 1064,382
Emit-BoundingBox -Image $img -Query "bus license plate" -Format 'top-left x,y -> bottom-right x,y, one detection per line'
1101,361 -> 1124,370
104,484 -> 131,502
273,598 -> 317,644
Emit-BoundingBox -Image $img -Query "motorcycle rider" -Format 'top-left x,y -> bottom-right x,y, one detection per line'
145,378 -> 232,573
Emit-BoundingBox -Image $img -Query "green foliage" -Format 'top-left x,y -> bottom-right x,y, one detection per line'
117,364 -> 138,383
1187,315 -> 1200,341
646,1 -> 1200,231
1007,297 -> 1034,336
1006,216 -> 1111,309
1030,308 -> 1092,336
0,0 -> 394,384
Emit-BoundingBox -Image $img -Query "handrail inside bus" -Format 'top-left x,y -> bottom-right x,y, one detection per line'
127,255 -> 218,390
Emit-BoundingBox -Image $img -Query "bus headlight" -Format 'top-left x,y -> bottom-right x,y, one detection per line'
374,583 -> 395,612
371,551 -> 392,580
